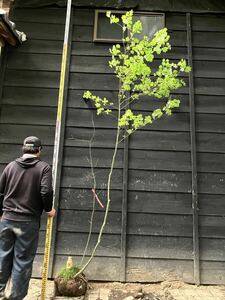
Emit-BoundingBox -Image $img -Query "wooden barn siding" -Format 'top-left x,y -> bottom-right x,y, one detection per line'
0,7 -> 225,284
57,10 -> 225,284
191,13 -> 225,284
58,10 -> 193,282
0,7 -> 66,279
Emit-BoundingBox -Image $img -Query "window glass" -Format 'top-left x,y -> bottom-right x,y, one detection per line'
96,12 -> 124,41
94,10 -> 165,42
133,14 -> 165,40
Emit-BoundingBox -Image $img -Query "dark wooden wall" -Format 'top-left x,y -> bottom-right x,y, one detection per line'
0,7 -> 225,284
192,13 -> 225,284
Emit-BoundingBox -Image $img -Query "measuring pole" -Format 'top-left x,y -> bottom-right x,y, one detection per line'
40,1 -> 72,299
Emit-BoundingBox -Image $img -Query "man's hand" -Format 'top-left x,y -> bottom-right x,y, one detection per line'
47,208 -> 56,217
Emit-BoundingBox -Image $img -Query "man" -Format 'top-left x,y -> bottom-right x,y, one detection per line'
0,136 -> 56,300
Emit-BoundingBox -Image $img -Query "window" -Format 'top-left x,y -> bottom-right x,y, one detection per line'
93,10 -> 165,43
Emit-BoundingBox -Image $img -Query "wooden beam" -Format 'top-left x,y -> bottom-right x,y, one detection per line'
186,12 -> 200,285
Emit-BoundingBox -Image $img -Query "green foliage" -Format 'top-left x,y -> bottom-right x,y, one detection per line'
58,266 -> 81,281
83,10 -> 191,136
83,91 -> 113,115
119,109 -> 152,135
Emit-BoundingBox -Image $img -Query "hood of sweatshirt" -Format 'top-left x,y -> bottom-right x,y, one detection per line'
15,157 -> 40,168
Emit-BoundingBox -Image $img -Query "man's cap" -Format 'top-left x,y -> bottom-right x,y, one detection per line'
23,136 -> 42,148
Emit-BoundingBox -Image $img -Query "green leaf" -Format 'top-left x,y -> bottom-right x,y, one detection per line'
152,109 -> 163,120
106,11 -> 111,18
127,129 -> 133,135
110,14 -> 120,24
133,20 -> 142,34
83,90 -> 92,99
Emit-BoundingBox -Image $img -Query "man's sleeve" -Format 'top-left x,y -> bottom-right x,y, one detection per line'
40,165 -> 53,212
0,171 -> 6,216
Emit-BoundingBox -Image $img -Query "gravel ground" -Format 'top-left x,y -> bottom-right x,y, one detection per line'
20,279 -> 225,300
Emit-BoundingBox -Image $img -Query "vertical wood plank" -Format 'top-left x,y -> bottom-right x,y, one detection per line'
186,12 -> 200,285
48,6 -> 73,277
120,129 -> 129,282
0,46 -> 7,116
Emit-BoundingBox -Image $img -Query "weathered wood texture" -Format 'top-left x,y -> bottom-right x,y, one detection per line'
11,0 -> 225,14
0,8 -> 225,284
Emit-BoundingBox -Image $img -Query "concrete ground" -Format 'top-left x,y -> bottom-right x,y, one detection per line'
21,279 -> 225,300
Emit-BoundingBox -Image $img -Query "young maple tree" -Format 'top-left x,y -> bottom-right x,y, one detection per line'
76,10 -> 190,275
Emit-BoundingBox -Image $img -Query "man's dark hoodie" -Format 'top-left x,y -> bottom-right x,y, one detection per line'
0,156 -> 53,221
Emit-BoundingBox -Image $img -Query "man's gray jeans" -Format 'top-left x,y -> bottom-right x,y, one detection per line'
0,219 -> 39,300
